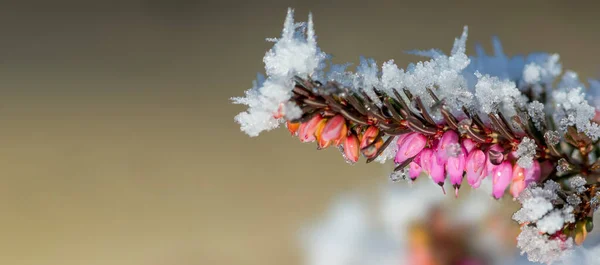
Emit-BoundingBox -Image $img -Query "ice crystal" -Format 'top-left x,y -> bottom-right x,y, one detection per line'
569,176 -> 587,194
544,130 -> 560,146
516,137 -> 537,169
553,87 -> 600,140
233,9 -> 326,136
528,101 -> 546,131
517,225 -> 573,264
474,72 -> 522,116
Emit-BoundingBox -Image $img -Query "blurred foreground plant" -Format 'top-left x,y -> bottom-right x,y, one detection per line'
232,8 -> 600,264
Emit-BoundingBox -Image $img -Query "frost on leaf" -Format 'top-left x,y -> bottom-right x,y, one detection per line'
516,137 -> 537,169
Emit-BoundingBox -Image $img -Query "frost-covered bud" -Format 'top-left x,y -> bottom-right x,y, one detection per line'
343,133 -> 359,163
298,114 -> 323,142
466,149 -> 486,188
492,161 -> 513,199
395,132 -> 427,164
436,130 -> 459,163
321,115 -> 347,143
421,148 -> 446,187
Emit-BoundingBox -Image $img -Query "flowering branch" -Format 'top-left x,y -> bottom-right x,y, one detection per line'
232,8 -> 600,264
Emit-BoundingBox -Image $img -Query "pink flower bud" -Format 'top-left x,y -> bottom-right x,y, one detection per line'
510,165 -> 526,198
492,161 -> 513,199
409,153 -> 423,180
343,133 -> 360,163
524,160 -> 541,183
485,144 -> 504,176
321,115 -> 347,142
298,114 -> 323,143
394,133 -> 427,164
462,138 -> 477,154
436,130 -> 459,163
465,149 -> 486,188
511,160 -> 541,198
421,148 -> 446,186
447,145 -> 466,186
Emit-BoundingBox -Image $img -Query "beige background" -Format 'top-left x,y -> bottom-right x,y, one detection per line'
0,1 -> 598,264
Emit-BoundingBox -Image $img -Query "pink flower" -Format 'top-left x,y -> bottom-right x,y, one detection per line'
394,133 -> 427,164
446,145 -> 467,196
524,160 -> 541,183
511,160 -> 541,198
409,153 -> 423,180
321,115 -> 347,143
436,130 -> 459,163
462,138 -> 477,154
298,114 -> 323,143
465,149 -> 486,188
421,148 -> 446,187
492,161 -> 513,199
510,165 -> 526,198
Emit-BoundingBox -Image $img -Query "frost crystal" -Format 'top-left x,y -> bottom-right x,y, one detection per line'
569,176 -> 587,194
544,130 -> 560,145
233,9 -> 326,136
389,168 -> 409,182
446,143 -> 462,157
553,87 -> 600,140
528,101 -> 546,130
566,194 -> 582,206
516,137 -> 537,169
513,181 -> 578,263
536,206 -> 574,234
474,72 -> 522,116
557,158 -> 571,174
516,225 -> 573,264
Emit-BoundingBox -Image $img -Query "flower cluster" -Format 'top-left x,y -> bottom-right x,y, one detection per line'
232,8 -> 600,263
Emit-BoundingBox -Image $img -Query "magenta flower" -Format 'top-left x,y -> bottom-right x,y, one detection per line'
421,148 -> 446,188
436,130 -> 459,164
465,149 -> 486,188
447,145 -> 467,196
394,132 -> 427,164
462,138 -> 477,154
492,161 -> 513,199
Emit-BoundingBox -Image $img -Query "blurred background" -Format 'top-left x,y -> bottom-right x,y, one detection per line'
0,0 -> 599,264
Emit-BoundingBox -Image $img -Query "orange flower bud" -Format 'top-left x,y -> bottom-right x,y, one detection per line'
314,118 -> 332,149
286,121 -> 300,136
298,114 -> 323,143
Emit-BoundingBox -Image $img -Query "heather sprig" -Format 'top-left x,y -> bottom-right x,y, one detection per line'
232,8 -> 600,264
